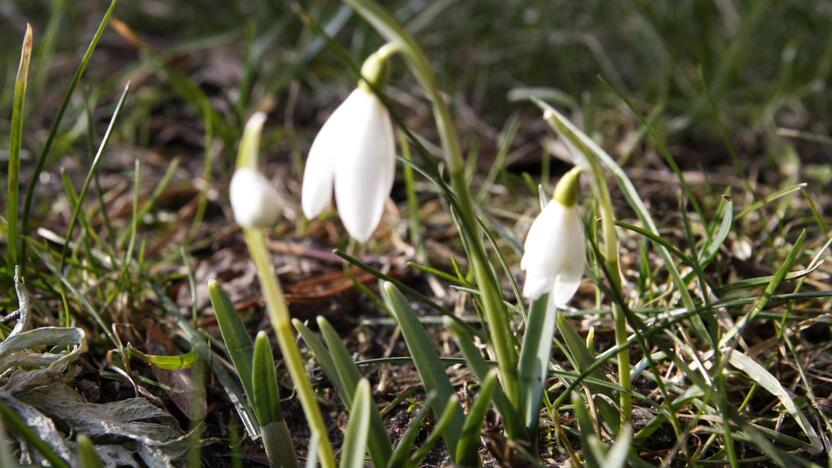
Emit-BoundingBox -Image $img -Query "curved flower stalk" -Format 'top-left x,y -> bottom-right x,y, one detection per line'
340,0 -> 522,436
302,47 -> 397,242
521,167 -> 585,306
231,113 -> 336,468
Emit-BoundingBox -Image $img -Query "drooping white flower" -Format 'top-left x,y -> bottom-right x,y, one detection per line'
301,87 -> 395,242
521,168 -> 585,305
230,167 -> 281,229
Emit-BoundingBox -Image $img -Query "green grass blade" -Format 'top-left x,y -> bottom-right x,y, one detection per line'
381,281 -> 464,453
406,395 -> 461,468
293,319 -> 349,399
316,317 -> 392,467
726,350 -> 822,453
208,280 -> 255,400
720,230 -> 806,346
556,314 -> 619,431
77,435 -> 103,468
599,76 -> 705,223
127,344 -> 196,370
0,399 -> 69,468
251,331 -> 283,425
339,379 -> 372,468
571,392 -> 601,468
455,369 -> 498,466
517,294 -> 556,438
602,426 -> 632,468
149,281 -> 259,437
0,419 -> 17,468
252,332 -> 298,468
387,394 -> 436,468
443,316 -> 514,431
7,24 -> 32,267
20,0 -> 119,268
58,83 -> 130,273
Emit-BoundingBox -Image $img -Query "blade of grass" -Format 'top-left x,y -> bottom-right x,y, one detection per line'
77,435 -> 103,468
386,394 -> 436,468
0,399 -> 69,468
208,280 -> 255,400
455,369 -> 498,466
58,83 -> 130,274
7,24 -> 33,267
339,379 -> 372,468
517,294 -> 556,439
252,332 -> 298,468
20,0 -> 119,269
316,317 -> 392,467
380,282 -> 464,453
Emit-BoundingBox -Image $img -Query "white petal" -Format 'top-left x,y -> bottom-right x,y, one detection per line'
521,200 -> 586,302
551,261 -> 584,306
302,90 -> 366,219
521,202 -> 569,273
522,271 -> 554,300
230,168 -> 280,228
334,89 -> 395,242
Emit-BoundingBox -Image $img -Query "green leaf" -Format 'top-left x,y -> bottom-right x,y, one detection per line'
600,426 -> 632,468
251,331 -> 283,425
387,394 -> 436,468
0,399 -> 69,468
455,370 -> 498,466
517,294 -> 556,438
127,344 -> 195,370
150,282 -> 258,438
58,82 -> 130,273
700,194 -> 733,264
250,332 -> 298,467
571,392 -> 601,468
726,350 -> 822,454
7,24 -> 33,266
556,314 -> 619,431
317,317 -> 393,467
21,0 -> 120,269
208,280 -> 255,400
339,379 -> 372,468
443,316 -> 514,433
293,319 -> 349,399
77,435 -> 102,468
406,395 -> 461,468
0,419 -> 17,468
381,282 -> 464,453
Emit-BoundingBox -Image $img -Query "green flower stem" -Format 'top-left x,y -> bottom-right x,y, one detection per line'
543,110 -> 631,428
236,114 -> 334,468
343,0 -> 521,435
243,229 -> 335,468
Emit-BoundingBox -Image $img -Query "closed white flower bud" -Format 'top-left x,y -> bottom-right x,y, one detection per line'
301,87 -> 395,242
521,168 -> 585,305
230,167 -> 280,229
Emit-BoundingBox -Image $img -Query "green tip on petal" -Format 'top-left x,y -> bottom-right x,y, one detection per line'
553,166 -> 582,207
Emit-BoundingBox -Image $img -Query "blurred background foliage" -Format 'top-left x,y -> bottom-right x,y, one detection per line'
2,0 -> 831,174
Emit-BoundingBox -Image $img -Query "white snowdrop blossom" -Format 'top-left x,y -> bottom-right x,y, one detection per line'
521,169 -> 586,305
230,167 -> 281,229
301,87 -> 395,242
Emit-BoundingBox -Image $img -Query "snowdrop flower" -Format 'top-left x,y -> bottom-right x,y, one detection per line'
301,50 -> 396,242
521,167 -> 586,305
230,167 -> 281,229
230,112 -> 280,229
